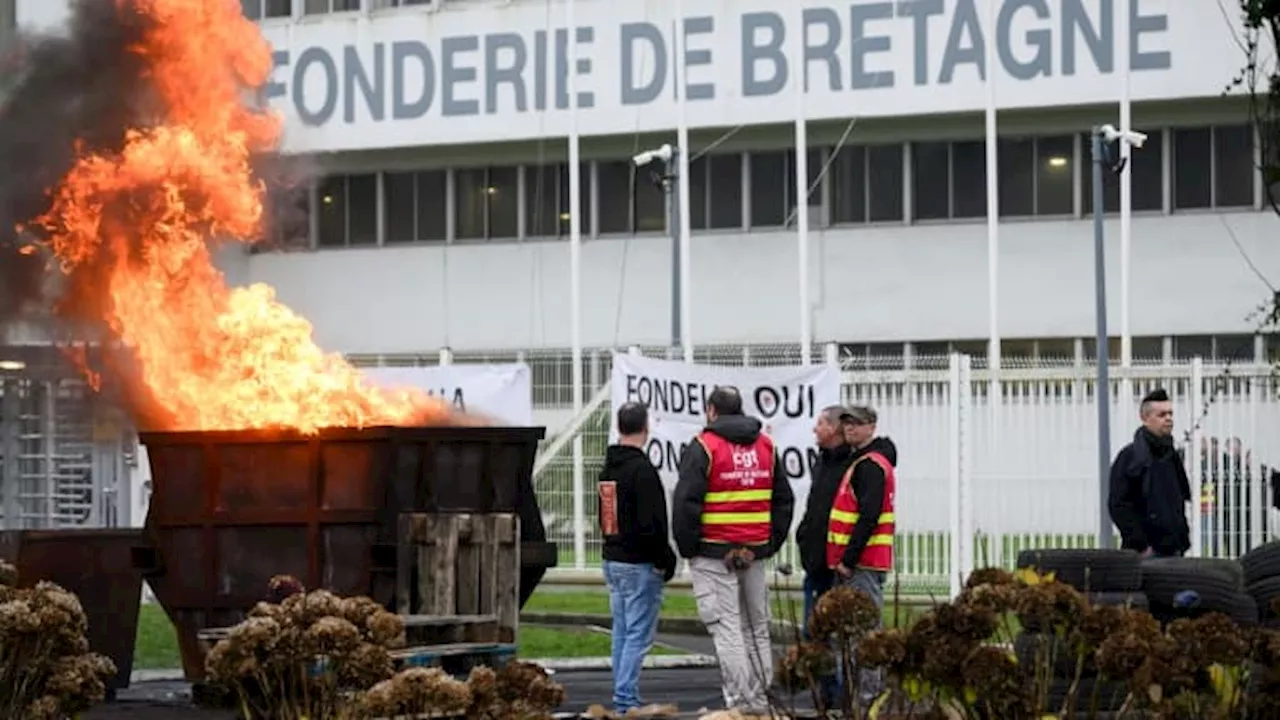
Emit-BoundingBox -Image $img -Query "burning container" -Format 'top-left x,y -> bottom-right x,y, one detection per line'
134,425 -> 556,680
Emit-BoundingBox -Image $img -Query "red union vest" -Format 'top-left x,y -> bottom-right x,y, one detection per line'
826,452 -> 896,571
697,431 -> 775,547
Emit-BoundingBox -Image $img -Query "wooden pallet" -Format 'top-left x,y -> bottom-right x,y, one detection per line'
396,513 -> 520,645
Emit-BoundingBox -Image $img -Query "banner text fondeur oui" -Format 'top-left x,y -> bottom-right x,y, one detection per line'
265,0 -> 1171,127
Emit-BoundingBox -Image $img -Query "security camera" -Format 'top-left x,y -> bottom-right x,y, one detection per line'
1099,124 -> 1147,149
632,144 -> 674,167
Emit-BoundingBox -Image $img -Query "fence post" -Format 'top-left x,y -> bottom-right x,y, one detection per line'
628,345 -> 641,357
1188,356 -> 1204,558
948,354 -> 962,597
948,353 -> 975,598
824,342 -> 839,367
438,348 -> 453,366
959,355 -> 974,588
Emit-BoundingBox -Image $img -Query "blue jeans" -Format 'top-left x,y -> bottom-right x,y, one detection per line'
801,572 -> 834,641
604,560 -> 664,712
802,572 -> 839,707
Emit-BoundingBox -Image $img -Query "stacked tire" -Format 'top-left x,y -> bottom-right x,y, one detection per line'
1013,549 -> 1146,710
1243,541 -> 1280,627
1141,556 -> 1256,627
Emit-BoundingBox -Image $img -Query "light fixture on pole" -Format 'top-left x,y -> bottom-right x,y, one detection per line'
1090,123 -> 1147,550
632,144 -> 683,354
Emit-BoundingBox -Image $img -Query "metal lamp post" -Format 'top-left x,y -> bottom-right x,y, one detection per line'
1090,124 -> 1147,550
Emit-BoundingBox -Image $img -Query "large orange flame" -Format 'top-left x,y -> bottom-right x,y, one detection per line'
32,0 -> 451,433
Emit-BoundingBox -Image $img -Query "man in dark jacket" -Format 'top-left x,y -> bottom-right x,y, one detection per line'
796,405 -> 854,630
1109,388 -> 1192,557
598,402 -> 677,714
831,405 -> 899,708
672,386 -> 794,714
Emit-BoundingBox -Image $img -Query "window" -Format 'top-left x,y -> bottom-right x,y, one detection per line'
1173,128 -> 1212,209
689,153 -> 743,230
1131,336 -> 1166,364
1083,337 -> 1122,361
241,0 -> 292,18
1082,129 -> 1164,214
255,183 -> 310,251
1172,335 -> 1214,361
998,138 -> 1034,217
998,135 -> 1073,217
525,163 -> 591,238
1174,125 -> 1255,210
951,140 -> 987,218
1214,125 -> 1255,208
316,174 -> 376,248
369,0 -> 433,8
598,160 -> 666,234
454,166 -> 518,241
831,144 -> 903,224
1215,334 -> 1256,363
304,0 -> 358,13
1035,136 -> 1074,215
911,142 -> 950,221
1036,338 -> 1077,364
746,148 -> 823,228
867,145 -> 904,222
384,170 -> 446,243
831,146 -> 866,224
749,152 -> 787,227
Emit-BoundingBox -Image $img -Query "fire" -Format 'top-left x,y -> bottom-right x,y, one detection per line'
31,0 -> 452,433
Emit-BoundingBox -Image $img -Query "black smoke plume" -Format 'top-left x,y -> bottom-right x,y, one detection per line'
0,0 -> 153,327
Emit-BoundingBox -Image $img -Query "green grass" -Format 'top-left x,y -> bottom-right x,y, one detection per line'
525,589 -> 919,629
131,600 -> 687,670
132,586 -> 927,670
135,603 -> 181,670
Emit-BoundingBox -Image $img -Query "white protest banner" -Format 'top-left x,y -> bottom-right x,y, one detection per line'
609,354 -> 840,525
362,363 -> 534,426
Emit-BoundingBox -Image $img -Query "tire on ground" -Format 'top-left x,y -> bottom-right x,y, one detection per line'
1015,549 -> 1142,593
1143,558 -> 1252,624
1242,541 -> 1280,586
1142,556 -> 1244,590
1248,576 -> 1280,621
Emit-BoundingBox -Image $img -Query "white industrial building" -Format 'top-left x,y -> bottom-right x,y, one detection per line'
7,1 -> 1280,574
14,0 -> 1279,368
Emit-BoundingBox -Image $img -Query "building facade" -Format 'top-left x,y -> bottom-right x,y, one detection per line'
15,0 -> 1280,369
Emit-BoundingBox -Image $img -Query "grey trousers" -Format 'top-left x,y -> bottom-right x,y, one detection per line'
840,569 -> 886,705
689,556 -> 774,712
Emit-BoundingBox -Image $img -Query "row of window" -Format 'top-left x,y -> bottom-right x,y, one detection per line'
240,0 -> 432,20
286,124 -> 1260,248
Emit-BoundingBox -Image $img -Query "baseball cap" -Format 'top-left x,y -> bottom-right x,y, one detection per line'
840,405 -> 877,425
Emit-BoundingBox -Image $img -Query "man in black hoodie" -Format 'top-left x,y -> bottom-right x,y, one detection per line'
673,387 -> 794,715
796,406 -> 854,630
1109,388 -> 1191,557
598,402 -> 677,714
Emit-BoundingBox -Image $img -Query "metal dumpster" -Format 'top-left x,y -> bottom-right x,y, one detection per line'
0,528 -> 144,692
133,426 -> 556,680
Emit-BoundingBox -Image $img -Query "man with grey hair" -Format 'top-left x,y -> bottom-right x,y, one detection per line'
797,405 -> 854,629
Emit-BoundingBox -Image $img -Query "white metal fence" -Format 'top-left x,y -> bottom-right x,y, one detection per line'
523,345 -> 1280,597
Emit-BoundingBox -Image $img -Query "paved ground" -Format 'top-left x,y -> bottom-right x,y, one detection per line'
81,668 -> 771,719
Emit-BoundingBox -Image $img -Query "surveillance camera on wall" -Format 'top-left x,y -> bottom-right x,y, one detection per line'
1099,124 -> 1148,149
633,144 -> 674,167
